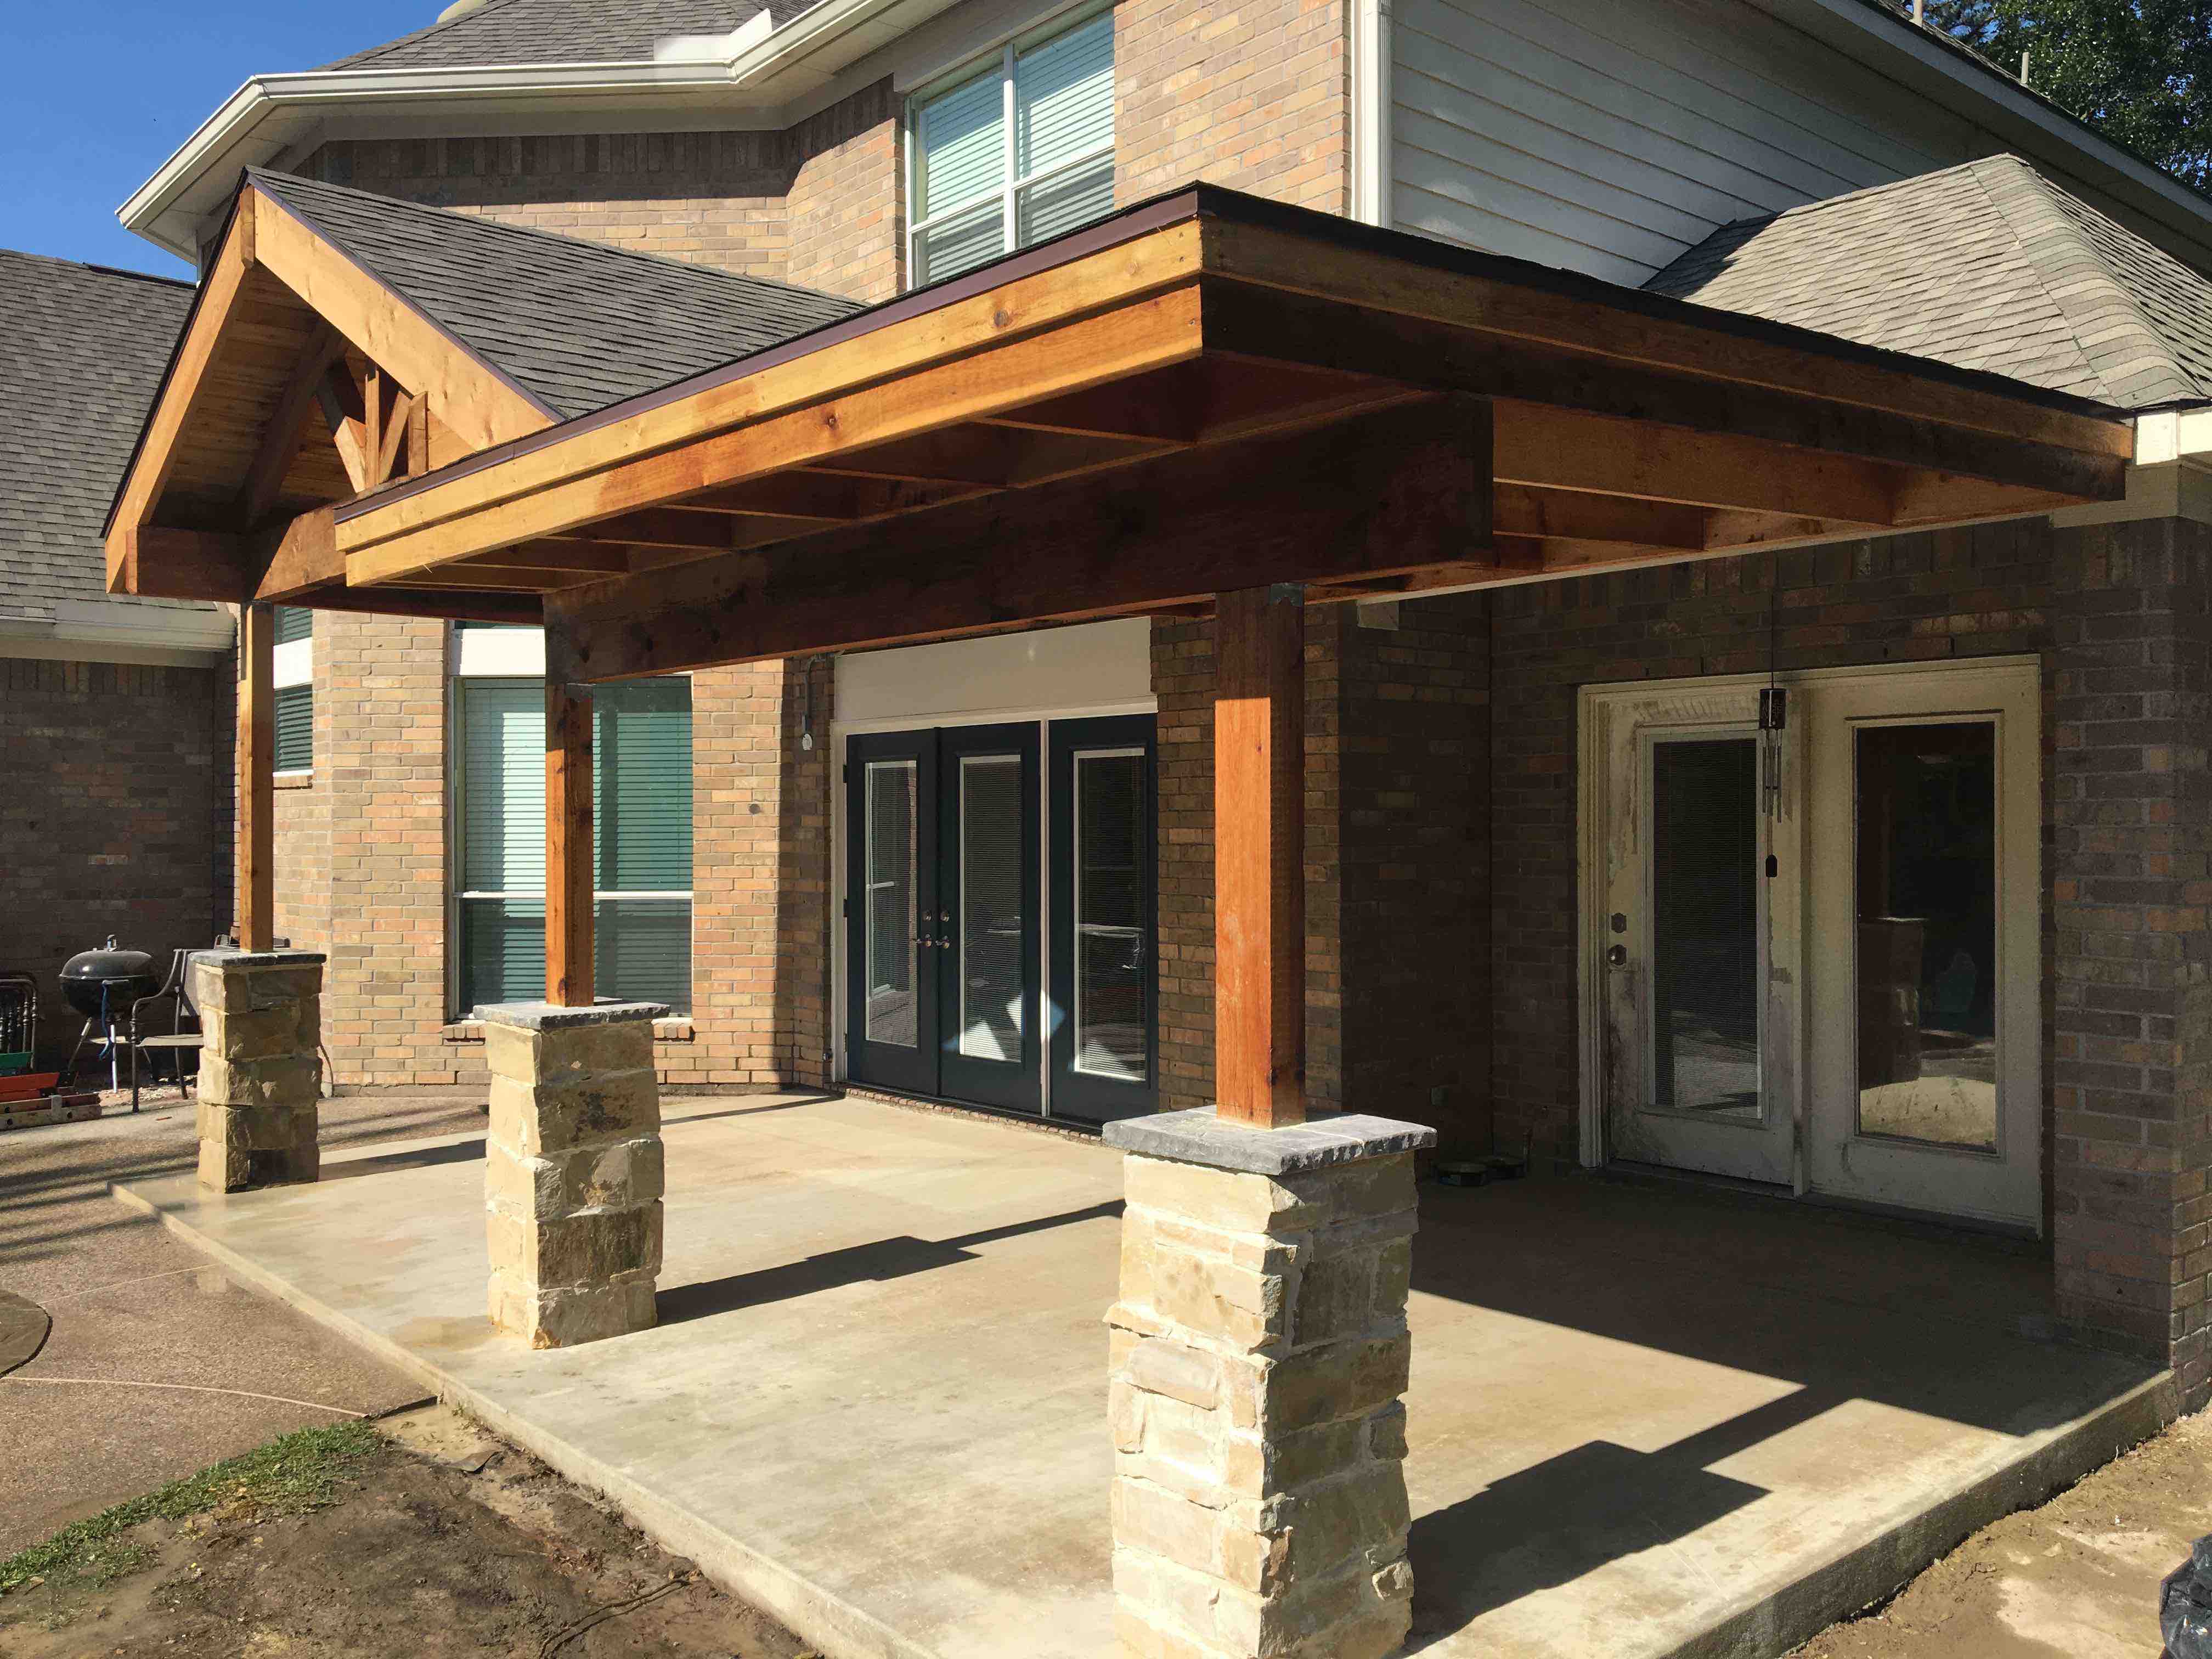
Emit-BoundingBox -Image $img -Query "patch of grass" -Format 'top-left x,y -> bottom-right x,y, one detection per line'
0,1419 -> 383,1598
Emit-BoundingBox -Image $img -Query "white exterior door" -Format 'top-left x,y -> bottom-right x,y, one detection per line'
1803,660 -> 2042,1230
1583,659 -> 2043,1231
1587,680 -> 1803,1187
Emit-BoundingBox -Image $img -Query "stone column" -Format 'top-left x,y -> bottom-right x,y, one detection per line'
479,1001 -> 668,1348
1102,1110 -> 1436,1659
190,949 -> 325,1192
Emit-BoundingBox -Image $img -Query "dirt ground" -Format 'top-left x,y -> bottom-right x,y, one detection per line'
0,1403 -> 812,1659
1794,1408 -> 2212,1659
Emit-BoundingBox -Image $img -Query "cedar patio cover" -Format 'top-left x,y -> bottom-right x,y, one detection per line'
108,172 -> 2136,678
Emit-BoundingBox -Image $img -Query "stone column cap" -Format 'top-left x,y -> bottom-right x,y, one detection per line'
1104,1108 -> 1437,1175
472,1000 -> 672,1030
189,948 -> 328,968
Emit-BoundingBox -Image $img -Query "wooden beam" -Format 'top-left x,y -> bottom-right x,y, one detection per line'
547,509 -> 738,553
236,325 -> 347,529
1213,584 -> 1305,1128
106,214 -> 257,589
250,182 -> 554,453
808,424 -> 1171,489
1198,215 -> 2134,459
255,507 -> 342,601
1201,281 -> 2126,503
277,584 -> 541,625
236,602 -> 276,952
457,542 -> 634,575
116,526 -> 251,602
1493,400 -> 1898,524
342,284 -> 1209,584
1492,485 -> 1709,551
337,221 -> 1210,562
315,366 -> 370,492
544,397 -> 1493,682
545,680 -> 594,1008
680,473 -> 980,522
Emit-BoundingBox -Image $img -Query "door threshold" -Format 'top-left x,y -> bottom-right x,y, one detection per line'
1598,1160 -> 2044,1255
841,1084 -> 1104,1143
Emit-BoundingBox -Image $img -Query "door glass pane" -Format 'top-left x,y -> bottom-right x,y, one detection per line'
1075,748 -> 1146,1081
958,755 -> 1024,1062
1854,722 -> 1999,1150
1650,738 -> 1760,1117
865,760 -> 921,1047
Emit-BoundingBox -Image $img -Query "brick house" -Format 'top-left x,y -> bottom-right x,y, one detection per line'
104,0 -> 2212,1424
0,253 -> 228,1070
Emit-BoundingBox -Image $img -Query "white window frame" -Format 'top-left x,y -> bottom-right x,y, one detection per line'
272,627 -> 313,777
904,2 -> 1115,291
444,625 -> 697,1019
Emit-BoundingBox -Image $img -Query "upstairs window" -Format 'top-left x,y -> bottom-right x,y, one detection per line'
272,606 -> 313,775
909,8 -> 1114,286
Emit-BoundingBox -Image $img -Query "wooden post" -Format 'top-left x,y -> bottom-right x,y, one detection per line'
1213,583 -> 1305,1127
545,680 -> 595,1007
235,602 -> 275,952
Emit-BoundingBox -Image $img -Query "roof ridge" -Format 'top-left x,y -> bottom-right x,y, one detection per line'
318,0 -> 539,71
1969,155 -> 2204,403
0,246 -> 194,291
246,166 -> 847,307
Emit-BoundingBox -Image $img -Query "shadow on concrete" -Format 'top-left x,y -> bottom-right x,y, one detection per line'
322,1138 -> 488,1182
663,1094 -> 839,1131
658,1199 -> 1124,1325
1402,1176 -> 2166,1646
1405,1390 -> 1843,1640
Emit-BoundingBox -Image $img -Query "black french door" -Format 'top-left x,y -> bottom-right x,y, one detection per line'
1048,716 -> 1158,1122
845,725 -> 1041,1113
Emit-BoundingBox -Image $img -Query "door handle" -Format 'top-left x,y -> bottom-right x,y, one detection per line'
1606,944 -> 1629,969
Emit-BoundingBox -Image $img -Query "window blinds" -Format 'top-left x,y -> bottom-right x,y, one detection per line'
455,678 -> 693,1014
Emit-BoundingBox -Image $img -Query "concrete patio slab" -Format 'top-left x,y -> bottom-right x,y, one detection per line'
112,1094 -> 2174,1659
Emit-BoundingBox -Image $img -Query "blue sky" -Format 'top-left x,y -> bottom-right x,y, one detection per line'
1,2 -> 433,278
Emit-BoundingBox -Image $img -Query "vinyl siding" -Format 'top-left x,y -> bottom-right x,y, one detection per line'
1391,0 -> 1993,283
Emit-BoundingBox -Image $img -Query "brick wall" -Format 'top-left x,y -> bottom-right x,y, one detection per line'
307,132 -> 797,281
1156,611 -> 1353,1115
1115,0 -> 1351,214
785,81 -> 904,302
2,655 -> 230,1068
2047,517 -> 2212,1404
303,81 -> 901,300
1339,597 -> 1490,1150
1150,596 -> 1487,1143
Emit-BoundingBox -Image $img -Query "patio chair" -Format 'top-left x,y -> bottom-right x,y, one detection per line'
127,949 -> 204,1114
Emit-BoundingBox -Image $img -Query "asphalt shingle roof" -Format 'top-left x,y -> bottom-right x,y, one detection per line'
1646,155 -> 2212,411
250,168 -> 862,420
323,0 -> 819,71
0,251 -> 200,623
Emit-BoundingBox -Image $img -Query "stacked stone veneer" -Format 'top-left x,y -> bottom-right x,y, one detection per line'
482,1003 -> 668,1348
1104,1113 -> 1435,1659
191,950 -> 324,1191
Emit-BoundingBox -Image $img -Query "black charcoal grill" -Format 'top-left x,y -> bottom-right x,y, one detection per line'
60,938 -> 160,1090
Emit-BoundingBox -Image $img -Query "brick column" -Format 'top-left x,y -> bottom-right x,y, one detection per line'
2050,517 -> 2212,1409
1102,1110 -> 1436,1659
190,949 -> 324,1191
481,1001 -> 668,1348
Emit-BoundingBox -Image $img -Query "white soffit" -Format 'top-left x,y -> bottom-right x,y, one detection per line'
836,617 -> 1154,725
120,0 -> 969,261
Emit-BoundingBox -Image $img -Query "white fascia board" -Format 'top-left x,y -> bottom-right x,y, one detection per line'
120,0 -> 968,261
1757,0 -> 2212,264
33,597 -> 235,658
